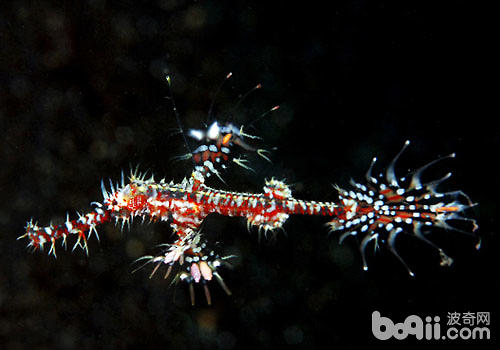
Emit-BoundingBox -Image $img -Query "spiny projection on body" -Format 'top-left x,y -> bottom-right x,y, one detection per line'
20,75 -> 479,305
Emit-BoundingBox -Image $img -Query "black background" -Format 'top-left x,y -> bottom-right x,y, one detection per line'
0,0 -> 496,348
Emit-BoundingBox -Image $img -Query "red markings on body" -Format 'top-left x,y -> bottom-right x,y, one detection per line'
128,194 -> 147,212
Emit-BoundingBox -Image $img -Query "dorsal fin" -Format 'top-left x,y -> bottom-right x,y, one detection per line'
167,74 -> 279,181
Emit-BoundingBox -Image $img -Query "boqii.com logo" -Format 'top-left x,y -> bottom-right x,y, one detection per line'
372,311 -> 491,340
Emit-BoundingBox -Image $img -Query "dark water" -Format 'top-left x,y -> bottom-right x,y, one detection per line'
0,0 -> 496,348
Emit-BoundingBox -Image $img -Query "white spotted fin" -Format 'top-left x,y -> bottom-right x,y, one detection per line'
328,141 -> 478,276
